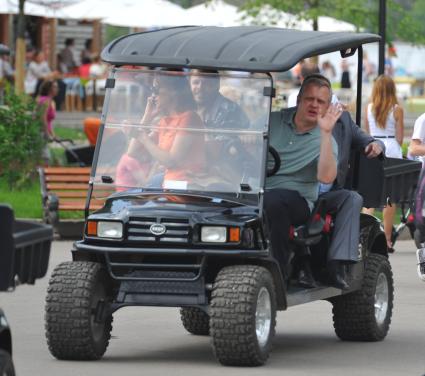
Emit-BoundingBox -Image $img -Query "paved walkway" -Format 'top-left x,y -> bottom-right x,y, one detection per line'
2,239 -> 424,375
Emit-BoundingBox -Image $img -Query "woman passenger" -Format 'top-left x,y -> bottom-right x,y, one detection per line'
136,73 -> 205,189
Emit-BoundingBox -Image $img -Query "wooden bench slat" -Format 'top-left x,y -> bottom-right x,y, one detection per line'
59,198 -> 104,205
59,204 -> 103,211
44,167 -> 92,175
47,183 -> 89,190
54,191 -> 88,198
46,175 -> 90,183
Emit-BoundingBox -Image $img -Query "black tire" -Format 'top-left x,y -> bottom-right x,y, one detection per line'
45,261 -> 113,360
180,307 -> 210,335
0,350 -> 15,376
210,265 -> 276,366
331,254 -> 393,341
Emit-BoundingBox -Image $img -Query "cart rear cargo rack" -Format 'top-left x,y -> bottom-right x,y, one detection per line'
352,155 -> 422,208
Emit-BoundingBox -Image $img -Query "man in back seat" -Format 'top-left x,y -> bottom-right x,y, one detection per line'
189,70 -> 249,131
319,109 -> 384,289
265,74 -> 340,287
189,70 -> 250,183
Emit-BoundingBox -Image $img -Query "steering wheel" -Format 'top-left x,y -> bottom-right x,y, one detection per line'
267,146 -> 281,177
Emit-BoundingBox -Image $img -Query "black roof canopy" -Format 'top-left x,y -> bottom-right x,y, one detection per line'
101,26 -> 380,73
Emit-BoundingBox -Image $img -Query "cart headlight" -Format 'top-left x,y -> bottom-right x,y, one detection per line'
97,221 -> 123,239
201,226 -> 227,243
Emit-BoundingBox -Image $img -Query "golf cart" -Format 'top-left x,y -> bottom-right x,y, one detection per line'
44,26 -> 417,366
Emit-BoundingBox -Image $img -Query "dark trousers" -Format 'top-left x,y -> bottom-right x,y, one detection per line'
320,189 -> 363,262
264,189 -> 310,277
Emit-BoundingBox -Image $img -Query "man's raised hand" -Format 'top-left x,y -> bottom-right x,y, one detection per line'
318,103 -> 342,133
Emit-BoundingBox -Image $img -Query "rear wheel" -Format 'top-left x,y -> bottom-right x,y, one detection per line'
45,261 -> 113,360
0,350 -> 15,376
331,254 -> 393,341
210,265 -> 276,366
180,307 -> 210,335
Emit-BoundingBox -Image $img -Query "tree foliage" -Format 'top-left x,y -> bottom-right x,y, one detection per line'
242,0 -> 425,44
0,86 -> 44,189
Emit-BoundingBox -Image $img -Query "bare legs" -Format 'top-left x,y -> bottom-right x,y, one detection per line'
362,206 -> 396,249
383,204 -> 396,249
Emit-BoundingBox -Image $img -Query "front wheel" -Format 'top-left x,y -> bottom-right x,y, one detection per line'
331,253 -> 393,341
210,265 -> 277,366
45,261 -> 113,360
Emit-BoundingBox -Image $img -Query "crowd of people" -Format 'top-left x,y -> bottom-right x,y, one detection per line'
22,38 -> 109,114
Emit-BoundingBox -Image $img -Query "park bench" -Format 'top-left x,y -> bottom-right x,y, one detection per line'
38,166 -> 106,238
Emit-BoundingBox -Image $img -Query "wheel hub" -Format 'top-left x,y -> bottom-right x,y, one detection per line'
256,287 -> 272,347
374,272 -> 389,325
91,284 -> 107,342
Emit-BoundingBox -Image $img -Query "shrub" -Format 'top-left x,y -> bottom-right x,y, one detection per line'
0,86 -> 44,189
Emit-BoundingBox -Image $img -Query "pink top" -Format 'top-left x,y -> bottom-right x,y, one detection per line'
38,96 -> 56,134
116,153 -> 150,191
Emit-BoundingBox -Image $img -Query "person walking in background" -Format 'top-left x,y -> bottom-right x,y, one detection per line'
363,75 -> 404,252
0,44 -> 14,104
321,60 -> 336,84
340,59 -> 351,89
287,62 -> 320,108
287,62 -> 340,108
25,50 -> 57,96
408,112 -> 425,280
81,39 -> 93,63
408,112 -> 425,166
25,49 -> 66,110
362,52 -> 376,83
59,38 -> 77,73
37,80 -> 58,164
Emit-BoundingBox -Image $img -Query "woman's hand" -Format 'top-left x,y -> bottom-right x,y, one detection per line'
141,95 -> 160,126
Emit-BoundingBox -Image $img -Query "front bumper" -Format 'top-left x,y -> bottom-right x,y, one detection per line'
74,240 -> 269,257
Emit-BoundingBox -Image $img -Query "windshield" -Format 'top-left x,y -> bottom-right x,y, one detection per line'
92,69 -> 271,199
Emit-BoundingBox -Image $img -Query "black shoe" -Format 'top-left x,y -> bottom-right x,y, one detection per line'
328,261 -> 350,290
296,267 -> 318,288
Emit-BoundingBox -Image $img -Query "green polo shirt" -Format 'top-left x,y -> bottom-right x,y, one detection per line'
266,108 -> 338,209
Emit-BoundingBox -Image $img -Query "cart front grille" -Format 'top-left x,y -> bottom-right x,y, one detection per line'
127,216 -> 190,244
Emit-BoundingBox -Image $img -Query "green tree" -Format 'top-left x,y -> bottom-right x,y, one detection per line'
400,0 -> 425,44
0,86 -> 44,189
242,0 -> 425,44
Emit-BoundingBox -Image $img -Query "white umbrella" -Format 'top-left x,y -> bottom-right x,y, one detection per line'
61,0 -> 123,20
102,0 -> 191,28
0,0 -> 15,14
185,0 -> 243,27
62,0 -> 188,27
317,16 -> 356,32
0,0 -> 69,17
